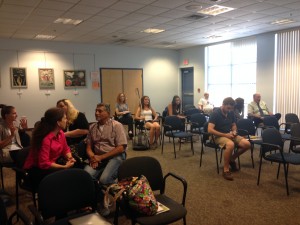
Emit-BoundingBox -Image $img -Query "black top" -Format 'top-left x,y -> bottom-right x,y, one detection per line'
209,108 -> 236,134
66,112 -> 89,145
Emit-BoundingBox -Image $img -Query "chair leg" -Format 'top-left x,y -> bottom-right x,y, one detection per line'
191,136 -> 194,155
257,155 -> 263,186
283,163 -> 289,196
277,163 -> 281,179
215,148 -> 219,174
172,137 -> 177,158
161,135 -> 165,154
183,216 -> 187,225
251,144 -> 254,168
114,201 -> 120,225
200,143 -> 204,167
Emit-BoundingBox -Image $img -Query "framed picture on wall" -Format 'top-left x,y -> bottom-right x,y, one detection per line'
10,67 -> 27,88
38,68 -> 55,89
63,70 -> 86,88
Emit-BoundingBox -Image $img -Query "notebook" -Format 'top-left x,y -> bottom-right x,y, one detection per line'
69,213 -> 112,225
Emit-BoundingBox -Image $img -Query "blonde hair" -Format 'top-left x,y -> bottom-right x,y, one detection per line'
56,99 -> 79,125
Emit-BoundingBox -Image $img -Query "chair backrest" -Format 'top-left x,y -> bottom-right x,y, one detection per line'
183,104 -> 195,112
14,147 -> 30,168
236,119 -> 256,136
190,113 -> 207,130
38,168 -> 97,219
285,113 -> 300,124
261,128 -> 284,153
118,157 -> 164,192
184,108 -> 202,118
263,116 -> 279,130
164,116 -> 185,132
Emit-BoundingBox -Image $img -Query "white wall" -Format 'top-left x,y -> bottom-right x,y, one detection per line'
0,39 -> 179,127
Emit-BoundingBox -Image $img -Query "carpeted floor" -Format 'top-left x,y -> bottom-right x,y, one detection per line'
4,137 -> 300,225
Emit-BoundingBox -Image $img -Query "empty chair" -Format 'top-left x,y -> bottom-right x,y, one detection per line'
257,128 -> 300,195
262,116 -> 290,140
285,113 -> 300,134
236,118 -> 262,168
289,123 -> 300,153
29,168 -> 97,225
184,108 -> 203,122
114,156 -> 187,225
162,116 -> 194,158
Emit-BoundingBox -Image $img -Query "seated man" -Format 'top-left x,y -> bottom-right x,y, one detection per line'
84,103 -> 127,214
208,97 -> 250,181
247,93 -> 281,127
198,92 -> 214,115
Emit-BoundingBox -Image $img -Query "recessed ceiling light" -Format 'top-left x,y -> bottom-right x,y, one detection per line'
54,18 -> 83,25
142,28 -> 165,34
203,34 -> 222,39
197,5 -> 235,16
271,18 -> 295,25
35,34 -> 56,40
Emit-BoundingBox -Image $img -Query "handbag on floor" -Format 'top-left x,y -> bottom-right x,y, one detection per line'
132,131 -> 149,150
105,175 -> 158,216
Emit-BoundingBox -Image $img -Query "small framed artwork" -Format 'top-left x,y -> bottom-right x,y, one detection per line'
10,67 -> 27,88
38,68 -> 55,89
64,70 -> 86,88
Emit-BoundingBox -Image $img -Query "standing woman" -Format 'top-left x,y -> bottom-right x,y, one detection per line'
135,96 -> 160,149
0,105 -> 28,163
115,93 -> 134,139
24,107 -> 76,188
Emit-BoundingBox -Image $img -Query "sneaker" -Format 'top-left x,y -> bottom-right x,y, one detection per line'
222,171 -> 234,181
229,161 -> 239,172
128,131 -> 133,140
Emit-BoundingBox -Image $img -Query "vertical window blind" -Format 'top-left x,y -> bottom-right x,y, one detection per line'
275,30 -> 300,121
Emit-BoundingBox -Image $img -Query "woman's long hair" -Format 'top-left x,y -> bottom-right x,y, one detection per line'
1,105 -> 14,119
116,93 -> 126,104
171,95 -> 181,114
31,107 -> 65,151
140,96 -> 151,110
56,99 -> 79,125
235,98 -> 244,113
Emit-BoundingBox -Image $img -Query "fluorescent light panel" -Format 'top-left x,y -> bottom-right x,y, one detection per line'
271,19 -> 295,25
198,5 -> 235,16
35,34 -> 56,40
142,28 -> 165,34
54,18 -> 83,25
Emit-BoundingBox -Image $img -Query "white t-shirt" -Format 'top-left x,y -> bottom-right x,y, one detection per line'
141,109 -> 153,121
198,98 -> 214,112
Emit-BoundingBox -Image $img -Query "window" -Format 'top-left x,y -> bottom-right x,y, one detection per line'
205,38 -> 257,114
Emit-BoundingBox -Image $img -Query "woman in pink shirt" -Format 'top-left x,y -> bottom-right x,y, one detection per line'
24,107 -> 76,188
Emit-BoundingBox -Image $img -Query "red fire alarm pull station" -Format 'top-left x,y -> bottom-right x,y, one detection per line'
197,88 -> 201,93
183,59 -> 189,65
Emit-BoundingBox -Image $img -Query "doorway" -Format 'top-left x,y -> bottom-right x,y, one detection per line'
100,68 -> 143,115
181,67 -> 194,110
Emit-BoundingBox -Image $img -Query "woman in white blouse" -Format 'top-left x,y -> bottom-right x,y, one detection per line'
135,96 -> 160,149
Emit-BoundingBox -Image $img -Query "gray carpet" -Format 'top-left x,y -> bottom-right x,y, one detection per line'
4,137 -> 300,225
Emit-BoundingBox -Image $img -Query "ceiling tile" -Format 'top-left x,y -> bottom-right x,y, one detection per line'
152,0 -> 190,9
109,1 -> 146,12
67,5 -> 104,15
97,9 -> 130,18
38,0 -> 74,10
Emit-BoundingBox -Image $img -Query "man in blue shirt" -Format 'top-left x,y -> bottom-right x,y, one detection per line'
208,97 -> 250,181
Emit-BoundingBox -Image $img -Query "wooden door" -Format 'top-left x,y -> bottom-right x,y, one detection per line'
100,68 -> 143,117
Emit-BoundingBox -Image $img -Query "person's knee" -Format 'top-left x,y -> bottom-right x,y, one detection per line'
225,140 -> 234,150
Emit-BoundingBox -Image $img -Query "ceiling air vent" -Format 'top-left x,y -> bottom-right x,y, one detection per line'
112,39 -> 130,44
183,14 -> 208,21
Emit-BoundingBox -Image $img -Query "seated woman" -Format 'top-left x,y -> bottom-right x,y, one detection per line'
135,96 -> 160,150
0,105 -> 28,163
115,93 -> 134,139
167,95 -> 185,119
23,107 -> 76,189
56,99 -> 89,164
234,97 -> 245,121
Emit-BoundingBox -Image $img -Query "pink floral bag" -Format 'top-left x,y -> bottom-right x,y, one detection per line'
105,175 -> 158,216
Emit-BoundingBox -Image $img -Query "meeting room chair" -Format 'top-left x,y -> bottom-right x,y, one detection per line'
289,123 -> 300,154
29,168 -> 97,225
285,113 -> 300,134
114,156 -> 187,225
162,116 -> 194,158
236,118 -> 262,168
257,128 -> 300,195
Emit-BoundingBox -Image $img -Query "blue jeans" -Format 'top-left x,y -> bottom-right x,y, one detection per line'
84,153 -> 126,185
